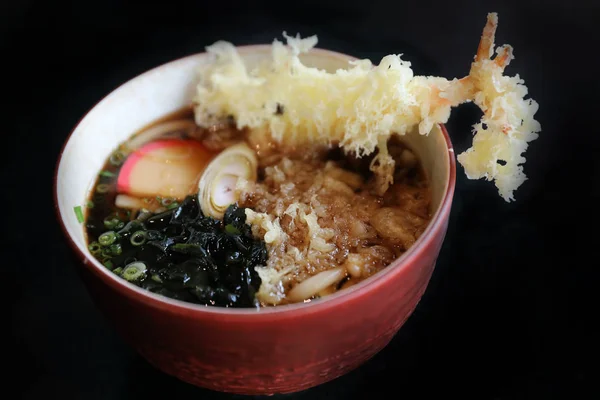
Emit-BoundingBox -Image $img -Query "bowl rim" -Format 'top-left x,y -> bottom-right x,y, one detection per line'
53,45 -> 456,319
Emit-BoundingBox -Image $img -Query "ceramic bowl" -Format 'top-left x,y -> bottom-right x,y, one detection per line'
54,46 -> 456,395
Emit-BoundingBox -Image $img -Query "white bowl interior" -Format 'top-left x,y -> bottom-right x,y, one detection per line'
56,47 -> 450,269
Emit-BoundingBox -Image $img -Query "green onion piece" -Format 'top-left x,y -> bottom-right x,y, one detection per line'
88,241 -> 101,254
166,201 -> 180,210
98,231 -> 117,246
99,170 -> 116,178
109,151 -> 126,166
109,243 -> 122,256
103,260 -> 114,270
112,267 -> 123,275
103,217 -> 120,230
96,183 -> 111,193
74,206 -> 84,223
151,274 -> 163,283
86,201 -> 95,209
225,224 -> 241,235
130,230 -> 147,246
121,262 -> 147,282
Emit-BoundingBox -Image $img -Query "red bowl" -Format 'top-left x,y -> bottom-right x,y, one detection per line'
54,47 -> 456,395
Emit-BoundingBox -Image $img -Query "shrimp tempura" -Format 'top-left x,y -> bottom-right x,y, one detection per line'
194,12 -> 541,201
454,13 -> 541,201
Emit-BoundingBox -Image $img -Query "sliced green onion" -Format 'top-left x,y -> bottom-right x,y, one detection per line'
166,201 -> 180,210
103,217 -> 121,230
121,262 -> 147,281
86,201 -> 95,209
109,243 -> 122,256
88,241 -> 101,254
130,230 -> 147,246
96,183 -> 111,193
99,170 -> 116,178
98,231 -> 117,246
109,151 -> 126,166
101,248 -> 113,258
225,224 -> 241,235
103,260 -> 114,270
74,206 -> 84,223
151,274 -> 163,283
112,267 -> 123,275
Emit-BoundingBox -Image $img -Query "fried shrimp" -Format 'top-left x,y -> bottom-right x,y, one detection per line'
455,13 -> 541,201
194,12 -> 541,201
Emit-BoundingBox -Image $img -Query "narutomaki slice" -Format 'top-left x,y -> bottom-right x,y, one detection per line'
117,139 -> 213,200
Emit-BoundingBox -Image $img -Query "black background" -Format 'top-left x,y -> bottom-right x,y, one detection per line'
4,0 -> 598,399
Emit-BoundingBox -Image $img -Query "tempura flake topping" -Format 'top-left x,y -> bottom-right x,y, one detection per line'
193,12 -> 541,201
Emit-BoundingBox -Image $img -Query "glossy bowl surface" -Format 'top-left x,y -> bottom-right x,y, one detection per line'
54,46 -> 456,395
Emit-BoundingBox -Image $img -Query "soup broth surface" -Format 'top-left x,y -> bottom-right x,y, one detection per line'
84,108 -> 432,307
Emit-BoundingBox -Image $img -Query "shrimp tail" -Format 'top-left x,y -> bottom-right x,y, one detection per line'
474,13 -> 514,70
476,12 -> 498,61
494,44 -> 514,70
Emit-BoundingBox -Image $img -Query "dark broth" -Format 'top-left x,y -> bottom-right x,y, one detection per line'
85,108 -> 266,308
85,108 -> 432,307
